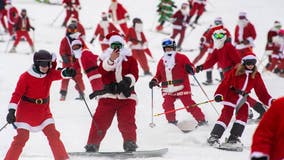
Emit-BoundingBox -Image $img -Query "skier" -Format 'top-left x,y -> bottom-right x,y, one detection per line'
156,0 -> 176,31
70,39 -> 103,91
85,32 -> 139,152
90,12 -> 120,52
149,38 -> 207,127
234,12 -> 257,57
5,1 -> 18,37
62,0 -> 81,27
251,97 -> 283,160
188,0 -> 207,24
170,2 -> 190,51
0,0 -> 7,32
67,16 -> 85,40
125,17 -> 152,76
108,0 -> 129,35
207,53 -> 273,151
9,9 -> 35,53
4,50 -> 76,160
59,23 -> 85,101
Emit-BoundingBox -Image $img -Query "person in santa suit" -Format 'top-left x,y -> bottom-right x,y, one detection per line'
66,16 -> 85,40
207,53 -> 273,150
90,12 -> 120,53
188,0 -> 207,24
234,12 -> 257,57
4,50 -> 76,160
170,2 -> 190,51
108,0 -> 129,35
9,9 -> 35,53
0,0 -> 7,32
84,32 -> 139,152
149,38 -> 207,127
59,23 -> 85,101
62,0 -> 81,27
70,39 -> 103,92
5,1 -> 18,37
250,97 -> 283,160
125,17 -> 152,76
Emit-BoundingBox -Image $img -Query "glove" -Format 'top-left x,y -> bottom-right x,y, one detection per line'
149,79 -> 158,89
117,77 -> 132,97
6,109 -> 16,124
214,95 -> 223,102
185,64 -> 194,75
30,26 -> 35,31
196,65 -> 203,73
62,67 -> 76,78
90,38 -> 94,44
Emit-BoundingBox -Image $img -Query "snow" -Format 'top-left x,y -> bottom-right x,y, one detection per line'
0,0 -> 283,159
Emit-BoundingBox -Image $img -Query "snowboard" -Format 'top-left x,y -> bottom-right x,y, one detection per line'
68,148 -> 168,158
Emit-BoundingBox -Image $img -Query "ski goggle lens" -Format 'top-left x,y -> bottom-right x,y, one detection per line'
213,32 -> 226,39
110,42 -> 123,49
38,61 -> 51,67
162,40 -> 174,47
72,44 -> 82,50
243,59 -> 256,66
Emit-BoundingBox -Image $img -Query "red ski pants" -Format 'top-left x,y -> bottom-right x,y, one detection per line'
171,28 -> 186,48
63,10 -> 79,25
132,49 -> 150,73
8,22 -> 14,36
5,124 -> 69,160
189,3 -> 205,17
162,94 -> 205,122
217,103 -> 248,126
87,98 -> 137,145
0,9 -> 7,30
13,30 -> 33,47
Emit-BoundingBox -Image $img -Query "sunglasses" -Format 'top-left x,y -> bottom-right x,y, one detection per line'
213,32 -> 226,39
110,42 -> 123,49
162,39 -> 174,47
243,59 -> 257,66
72,44 -> 82,50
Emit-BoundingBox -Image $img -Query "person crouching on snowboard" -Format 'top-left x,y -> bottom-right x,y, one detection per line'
207,53 -> 273,151
149,38 -> 207,127
85,32 -> 139,152
5,50 -> 76,160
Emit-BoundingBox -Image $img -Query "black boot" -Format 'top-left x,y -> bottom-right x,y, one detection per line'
75,92 -> 85,100
219,71 -> 224,81
194,15 -> 200,24
59,90 -> 67,101
168,120 -> 178,126
85,144 -> 100,152
123,141 -> 138,152
203,71 -> 213,85
230,122 -> 245,138
208,123 -> 225,146
252,102 -> 266,120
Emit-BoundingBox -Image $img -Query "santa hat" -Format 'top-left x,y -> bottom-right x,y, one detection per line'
101,12 -> 108,18
71,39 -> 83,50
242,52 -> 257,63
181,2 -> 188,8
106,32 -> 124,45
239,12 -> 247,19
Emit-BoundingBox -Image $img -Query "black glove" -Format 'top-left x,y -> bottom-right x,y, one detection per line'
90,38 -> 94,44
251,156 -> 268,160
149,79 -> 158,89
214,95 -> 223,102
196,65 -> 203,73
62,67 -> 76,77
185,64 -> 194,75
117,77 -> 132,97
30,26 -> 35,31
6,109 -> 16,124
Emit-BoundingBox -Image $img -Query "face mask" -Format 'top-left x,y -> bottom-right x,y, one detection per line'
73,48 -> 82,59
135,23 -> 143,32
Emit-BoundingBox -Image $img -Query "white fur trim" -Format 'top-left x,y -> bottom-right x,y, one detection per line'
235,120 -> 246,126
251,152 -> 269,159
71,39 -> 82,47
8,103 -> 18,110
216,121 -> 227,128
27,67 -> 47,78
109,35 -> 124,45
97,93 -> 137,102
15,118 -> 55,132
102,59 -> 115,71
220,101 -> 236,108
125,74 -> 136,87
89,74 -> 102,81
268,98 -> 274,106
239,12 -> 247,17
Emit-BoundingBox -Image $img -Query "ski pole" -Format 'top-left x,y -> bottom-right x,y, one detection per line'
4,38 -> 11,53
0,123 -> 8,132
154,99 -> 215,117
149,88 -> 156,128
191,74 -> 219,115
50,8 -> 64,26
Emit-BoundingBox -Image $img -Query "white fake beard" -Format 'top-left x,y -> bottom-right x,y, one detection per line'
163,51 -> 176,70
213,38 -> 226,49
181,9 -> 188,16
238,19 -> 248,28
73,49 -> 82,59
100,20 -> 109,28
69,32 -> 81,39
135,24 -> 143,32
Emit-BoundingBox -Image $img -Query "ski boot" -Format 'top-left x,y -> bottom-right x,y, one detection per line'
75,92 -> 85,100
85,144 -> 100,152
207,135 -> 220,147
168,120 -> 178,126
123,141 -> 137,152
156,25 -> 163,31
59,90 -> 67,101
202,80 -> 213,85
144,71 -> 152,76
197,120 -> 208,127
220,135 -> 243,151
9,46 -> 16,53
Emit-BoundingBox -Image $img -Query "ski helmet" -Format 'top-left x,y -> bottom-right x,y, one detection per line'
67,23 -> 77,34
33,50 -> 52,68
132,18 -> 142,27
162,38 -> 176,51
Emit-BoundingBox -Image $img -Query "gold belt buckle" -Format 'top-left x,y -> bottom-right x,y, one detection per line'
35,98 -> 43,104
168,81 -> 173,85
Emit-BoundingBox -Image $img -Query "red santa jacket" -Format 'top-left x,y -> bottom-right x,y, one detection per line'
99,48 -> 138,101
108,2 -> 128,24
172,10 -> 189,30
202,42 -> 241,73
6,5 -> 18,25
234,22 -> 257,49
251,97 -> 284,160
125,27 -> 147,50
63,0 -> 80,11
215,66 -> 273,108
265,29 -> 278,50
8,66 -> 69,131
153,53 -> 194,96
93,21 -> 119,43
77,49 -> 103,91
14,16 -> 31,31
59,36 -> 81,69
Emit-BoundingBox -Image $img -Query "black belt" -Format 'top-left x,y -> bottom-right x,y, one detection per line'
223,66 -> 233,73
85,66 -> 98,74
22,96 -> 50,104
230,86 -> 248,96
161,79 -> 183,86
89,83 -> 134,99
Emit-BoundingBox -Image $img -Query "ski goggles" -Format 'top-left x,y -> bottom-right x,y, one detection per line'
110,42 -> 123,49
213,32 -> 226,39
72,44 -> 82,50
162,39 -> 174,48
37,60 -> 51,67
243,59 -> 257,66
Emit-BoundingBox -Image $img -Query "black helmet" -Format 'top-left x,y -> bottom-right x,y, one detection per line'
132,18 -> 142,27
67,23 -> 77,34
162,38 -> 176,51
33,50 -> 52,68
